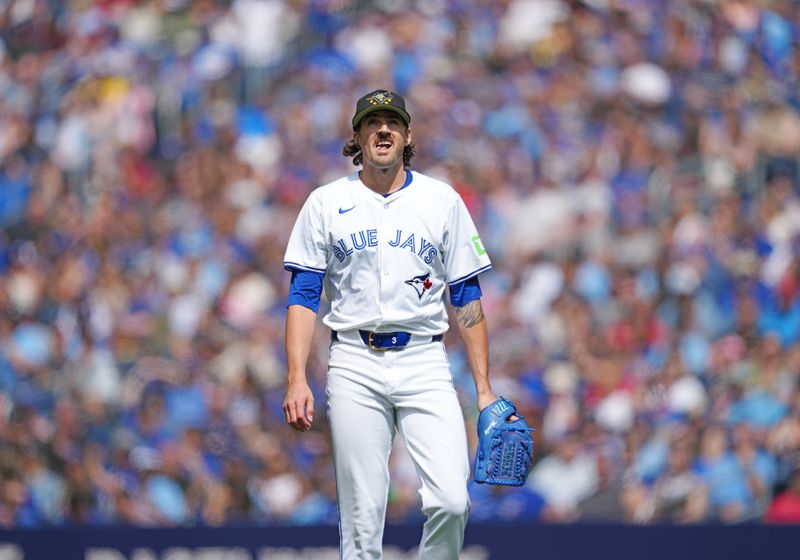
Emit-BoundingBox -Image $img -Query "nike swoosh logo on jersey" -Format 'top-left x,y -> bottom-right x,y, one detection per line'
339,205 -> 356,214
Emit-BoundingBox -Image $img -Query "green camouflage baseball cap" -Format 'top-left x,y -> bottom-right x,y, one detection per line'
352,89 -> 411,130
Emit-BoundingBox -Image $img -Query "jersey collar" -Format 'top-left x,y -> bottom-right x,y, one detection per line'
354,169 -> 414,201
382,169 -> 413,198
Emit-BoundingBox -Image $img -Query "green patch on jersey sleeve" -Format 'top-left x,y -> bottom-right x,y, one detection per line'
471,235 -> 486,256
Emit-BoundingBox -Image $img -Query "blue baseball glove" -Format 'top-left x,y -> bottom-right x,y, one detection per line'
473,398 -> 534,487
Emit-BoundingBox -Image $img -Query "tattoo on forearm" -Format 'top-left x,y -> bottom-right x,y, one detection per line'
456,299 -> 484,328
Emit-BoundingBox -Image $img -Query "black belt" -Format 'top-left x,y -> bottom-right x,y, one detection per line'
331,330 -> 443,350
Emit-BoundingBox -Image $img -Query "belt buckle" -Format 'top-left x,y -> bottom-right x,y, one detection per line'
368,332 -> 388,351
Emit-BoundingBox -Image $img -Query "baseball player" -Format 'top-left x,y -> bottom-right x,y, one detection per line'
282,89 -> 500,559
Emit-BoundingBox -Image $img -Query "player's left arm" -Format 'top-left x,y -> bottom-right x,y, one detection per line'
454,298 -> 499,412
444,194 -> 497,410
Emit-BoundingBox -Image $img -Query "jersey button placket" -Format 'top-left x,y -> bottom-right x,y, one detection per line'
377,200 -> 386,321
378,199 -> 393,324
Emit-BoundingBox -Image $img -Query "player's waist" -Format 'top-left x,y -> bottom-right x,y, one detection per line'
331,329 -> 443,351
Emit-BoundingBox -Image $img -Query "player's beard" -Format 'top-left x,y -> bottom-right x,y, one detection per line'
362,138 -> 405,172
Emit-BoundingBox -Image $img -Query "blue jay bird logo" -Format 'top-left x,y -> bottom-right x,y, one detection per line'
405,272 -> 433,300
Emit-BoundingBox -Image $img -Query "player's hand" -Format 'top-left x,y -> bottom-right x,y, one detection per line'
477,391 -> 500,412
284,381 -> 315,432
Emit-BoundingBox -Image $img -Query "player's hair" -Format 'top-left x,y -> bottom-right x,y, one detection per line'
342,139 -> 415,167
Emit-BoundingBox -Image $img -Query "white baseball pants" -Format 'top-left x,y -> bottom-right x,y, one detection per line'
326,334 -> 470,560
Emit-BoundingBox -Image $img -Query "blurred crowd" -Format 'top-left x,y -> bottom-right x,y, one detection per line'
1,0 -> 800,528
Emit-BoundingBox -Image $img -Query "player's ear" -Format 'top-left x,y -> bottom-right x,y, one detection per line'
353,131 -> 361,148
405,127 -> 413,146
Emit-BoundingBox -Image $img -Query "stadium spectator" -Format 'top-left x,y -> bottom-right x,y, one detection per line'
764,465 -> 800,524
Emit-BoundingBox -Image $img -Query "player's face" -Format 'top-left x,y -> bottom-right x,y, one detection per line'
355,111 -> 412,170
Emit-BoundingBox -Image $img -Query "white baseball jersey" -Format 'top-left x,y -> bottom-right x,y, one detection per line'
283,170 -> 491,335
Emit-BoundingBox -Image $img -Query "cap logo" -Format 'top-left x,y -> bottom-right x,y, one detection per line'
367,92 -> 394,106
352,90 -> 409,129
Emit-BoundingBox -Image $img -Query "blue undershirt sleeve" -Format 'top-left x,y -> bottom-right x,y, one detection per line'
287,269 -> 324,313
449,276 -> 482,307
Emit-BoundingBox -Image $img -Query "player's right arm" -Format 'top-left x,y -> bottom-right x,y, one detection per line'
284,303 -> 317,432
282,190 -> 327,432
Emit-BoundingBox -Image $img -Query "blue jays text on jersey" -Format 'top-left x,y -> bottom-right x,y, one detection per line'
332,229 -> 438,265
284,170 -> 491,335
